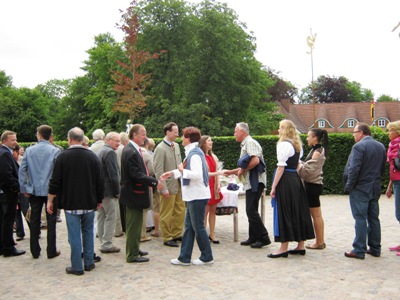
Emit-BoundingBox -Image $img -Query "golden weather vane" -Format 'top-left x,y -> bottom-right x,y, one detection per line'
392,21 -> 400,37
307,28 -> 317,125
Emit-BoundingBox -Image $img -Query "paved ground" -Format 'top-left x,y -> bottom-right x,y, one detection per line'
1,194 -> 400,300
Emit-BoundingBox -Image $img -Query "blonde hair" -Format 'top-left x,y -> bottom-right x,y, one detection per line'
387,120 -> 400,135
278,119 -> 302,152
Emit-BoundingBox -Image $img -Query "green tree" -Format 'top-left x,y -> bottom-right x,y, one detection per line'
52,76 -> 92,140
0,70 -> 13,88
377,94 -> 399,102
135,0 -> 274,136
299,75 -> 373,103
81,33 -> 127,133
0,86 -> 53,142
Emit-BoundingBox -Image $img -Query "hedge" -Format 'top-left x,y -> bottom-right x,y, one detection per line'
19,133 -> 390,195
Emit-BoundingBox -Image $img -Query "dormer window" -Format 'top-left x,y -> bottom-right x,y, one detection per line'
348,120 -> 355,128
378,119 -> 386,127
318,120 -> 325,128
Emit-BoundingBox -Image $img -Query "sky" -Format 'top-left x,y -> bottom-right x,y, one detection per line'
1,0 -> 400,99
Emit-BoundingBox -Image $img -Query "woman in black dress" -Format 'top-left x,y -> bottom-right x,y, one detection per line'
268,120 -> 315,258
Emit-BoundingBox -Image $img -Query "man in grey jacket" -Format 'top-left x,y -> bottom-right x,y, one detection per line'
343,122 -> 386,259
97,132 -> 121,253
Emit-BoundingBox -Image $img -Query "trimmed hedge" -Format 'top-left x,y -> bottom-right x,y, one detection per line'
20,133 -> 390,195
209,133 -> 390,195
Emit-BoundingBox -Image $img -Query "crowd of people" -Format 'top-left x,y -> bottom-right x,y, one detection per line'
0,119 -> 399,274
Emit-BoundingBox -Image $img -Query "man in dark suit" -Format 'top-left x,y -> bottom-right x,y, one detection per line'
0,130 -> 26,257
120,124 -> 162,263
343,122 -> 386,259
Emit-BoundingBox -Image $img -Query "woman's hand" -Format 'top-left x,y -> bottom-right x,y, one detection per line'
386,188 -> 393,199
160,171 -> 172,181
270,188 -> 276,199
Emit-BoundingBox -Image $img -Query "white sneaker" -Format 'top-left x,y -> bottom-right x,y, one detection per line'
192,259 -> 214,265
170,258 -> 190,266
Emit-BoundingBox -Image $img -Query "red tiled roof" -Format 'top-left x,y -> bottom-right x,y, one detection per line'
277,100 -> 400,133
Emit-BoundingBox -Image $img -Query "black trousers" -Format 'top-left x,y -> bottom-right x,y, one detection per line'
245,183 -> 270,242
29,196 -> 57,258
0,193 -> 18,253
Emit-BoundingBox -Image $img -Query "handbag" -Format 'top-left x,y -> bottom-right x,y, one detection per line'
394,148 -> 400,170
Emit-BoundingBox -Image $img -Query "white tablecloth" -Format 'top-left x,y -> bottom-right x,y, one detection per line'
218,183 -> 243,208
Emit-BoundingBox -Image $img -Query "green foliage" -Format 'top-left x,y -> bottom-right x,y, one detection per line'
377,94 -> 399,102
299,75 -> 374,104
0,85 -> 55,142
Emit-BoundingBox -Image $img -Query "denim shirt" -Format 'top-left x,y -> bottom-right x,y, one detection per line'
19,139 -> 61,196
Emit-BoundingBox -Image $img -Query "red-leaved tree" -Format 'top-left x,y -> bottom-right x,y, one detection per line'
112,1 -> 166,120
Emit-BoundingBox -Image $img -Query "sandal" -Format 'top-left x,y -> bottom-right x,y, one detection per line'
306,243 -> 326,250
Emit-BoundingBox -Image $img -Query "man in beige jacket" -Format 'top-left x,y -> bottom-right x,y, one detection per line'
153,122 -> 185,247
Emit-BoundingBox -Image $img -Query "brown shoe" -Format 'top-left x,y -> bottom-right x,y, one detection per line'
344,251 -> 364,259
306,243 -> 326,250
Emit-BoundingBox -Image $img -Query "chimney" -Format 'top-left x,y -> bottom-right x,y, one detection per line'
281,99 -> 291,112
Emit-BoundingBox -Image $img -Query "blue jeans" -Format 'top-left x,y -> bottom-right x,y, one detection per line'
392,180 -> 400,222
178,199 -> 213,263
349,189 -> 381,257
65,211 -> 94,271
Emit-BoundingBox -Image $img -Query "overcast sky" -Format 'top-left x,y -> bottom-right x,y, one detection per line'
1,0 -> 399,99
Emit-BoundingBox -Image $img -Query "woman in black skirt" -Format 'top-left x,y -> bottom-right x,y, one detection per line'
268,120 -> 315,258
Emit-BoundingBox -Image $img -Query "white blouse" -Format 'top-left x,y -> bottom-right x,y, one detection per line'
276,141 -> 303,167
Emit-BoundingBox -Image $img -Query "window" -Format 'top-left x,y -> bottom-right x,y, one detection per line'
378,119 -> 386,127
348,120 -> 355,128
318,120 -> 325,128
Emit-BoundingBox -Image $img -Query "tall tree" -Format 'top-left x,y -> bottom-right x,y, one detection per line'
81,33 -> 127,133
299,75 -> 373,103
112,1 -> 165,121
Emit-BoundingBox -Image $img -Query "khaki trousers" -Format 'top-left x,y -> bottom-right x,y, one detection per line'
160,191 -> 185,242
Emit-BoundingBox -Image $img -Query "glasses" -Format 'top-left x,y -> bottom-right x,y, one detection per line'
110,138 -> 120,143
352,130 -> 361,134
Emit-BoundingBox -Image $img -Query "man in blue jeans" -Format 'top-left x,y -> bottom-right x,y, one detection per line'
47,127 -> 104,275
343,122 -> 386,259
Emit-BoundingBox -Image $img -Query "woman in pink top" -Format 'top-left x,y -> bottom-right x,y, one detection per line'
386,121 -> 400,255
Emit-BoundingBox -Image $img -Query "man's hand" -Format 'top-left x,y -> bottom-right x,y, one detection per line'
237,168 -> 245,177
47,194 -> 56,215
47,200 -> 54,215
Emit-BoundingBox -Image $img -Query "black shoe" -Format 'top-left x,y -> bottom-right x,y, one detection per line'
172,236 -> 182,242
66,267 -> 84,275
48,250 -> 61,259
16,236 -> 24,241
366,249 -> 380,257
288,249 -> 306,255
84,264 -> 95,272
240,239 -> 256,246
267,252 -> 289,258
127,256 -> 150,263
139,250 -> 148,256
164,240 -> 179,247
3,249 -> 26,257
93,253 -> 101,262
209,236 -> 220,244
250,240 -> 271,249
